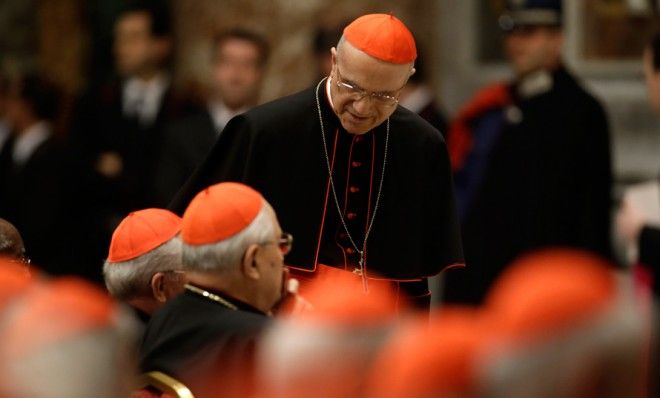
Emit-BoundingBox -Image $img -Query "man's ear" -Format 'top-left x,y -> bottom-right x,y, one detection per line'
330,47 -> 338,72
151,273 -> 168,303
409,67 -> 416,78
242,244 -> 261,280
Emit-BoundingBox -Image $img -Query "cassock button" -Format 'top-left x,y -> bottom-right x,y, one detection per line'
346,212 -> 357,220
351,161 -> 362,168
349,186 -> 359,193
346,248 -> 355,254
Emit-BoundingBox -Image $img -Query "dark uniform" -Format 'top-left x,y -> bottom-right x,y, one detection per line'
443,66 -> 613,305
170,79 -> 464,308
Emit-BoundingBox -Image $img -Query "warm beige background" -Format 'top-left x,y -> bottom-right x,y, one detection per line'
171,0 -> 440,102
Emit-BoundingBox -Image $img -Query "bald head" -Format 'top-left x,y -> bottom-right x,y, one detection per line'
0,219 -> 25,259
336,37 -> 415,75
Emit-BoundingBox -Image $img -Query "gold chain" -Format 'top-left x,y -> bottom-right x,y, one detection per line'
184,284 -> 238,311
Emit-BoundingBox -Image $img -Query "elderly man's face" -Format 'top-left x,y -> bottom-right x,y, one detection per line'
253,206 -> 287,312
329,42 -> 413,135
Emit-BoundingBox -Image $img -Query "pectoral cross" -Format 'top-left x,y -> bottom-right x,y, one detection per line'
352,250 -> 364,276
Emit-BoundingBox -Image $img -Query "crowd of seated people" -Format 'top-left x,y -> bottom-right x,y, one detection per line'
0,1 -> 658,397
0,182 -> 654,397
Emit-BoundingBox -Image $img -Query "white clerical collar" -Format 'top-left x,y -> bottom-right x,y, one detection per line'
399,85 -> 434,114
122,73 -> 170,126
207,100 -> 249,135
325,76 -> 335,109
517,69 -> 553,99
12,121 -> 51,165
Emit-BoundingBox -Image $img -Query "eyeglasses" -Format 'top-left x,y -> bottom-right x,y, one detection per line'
335,68 -> 401,106
261,232 -> 293,255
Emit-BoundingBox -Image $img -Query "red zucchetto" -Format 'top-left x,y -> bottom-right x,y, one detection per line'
343,14 -> 417,64
182,182 -> 263,245
107,208 -> 181,262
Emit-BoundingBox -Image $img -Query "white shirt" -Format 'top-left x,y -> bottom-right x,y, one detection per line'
12,121 -> 51,166
122,74 -> 170,126
207,100 -> 249,134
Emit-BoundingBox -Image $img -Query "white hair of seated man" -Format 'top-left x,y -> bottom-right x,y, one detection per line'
103,235 -> 183,304
181,202 -> 276,273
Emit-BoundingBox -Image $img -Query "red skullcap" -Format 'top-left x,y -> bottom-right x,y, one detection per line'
367,308 -> 493,398
0,257 -> 34,309
107,208 -> 182,263
343,14 -> 417,64
181,182 -> 263,245
3,277 -> 116,357
486,249 -> 616,343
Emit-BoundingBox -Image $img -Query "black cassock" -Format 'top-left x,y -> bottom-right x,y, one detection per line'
170,79 -> 464,282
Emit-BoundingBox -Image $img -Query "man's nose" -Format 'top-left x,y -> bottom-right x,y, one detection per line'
352,96 -> 372,115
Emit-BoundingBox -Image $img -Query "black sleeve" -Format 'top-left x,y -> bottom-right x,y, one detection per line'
168,115 -> 256,214
575,100 -> 614,260
640,226 -> 660,270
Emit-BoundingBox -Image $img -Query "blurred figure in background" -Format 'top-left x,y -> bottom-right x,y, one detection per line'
616,32 -> 660,397
365,308 -> 489,398
103,208 -> 185,323
154,28 -> 269,206
68,0 -> 191,278
617,32 -> 660,298
365,249 -> 644,398
0,277 -> 140,398
259,271 -> 401,398
443,0 -> 613,305
481,249 -> 644,398
398,49 -> 448,136
0,74 -> 74,276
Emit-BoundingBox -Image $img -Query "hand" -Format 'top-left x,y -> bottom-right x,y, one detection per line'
270,268 -> 313,316
95,151 -> 123,178
616,198 -> 647,245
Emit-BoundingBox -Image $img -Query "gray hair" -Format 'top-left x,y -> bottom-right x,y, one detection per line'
181,202 -> 276,273
0,218 -> 24,258
103,236 -> 182,300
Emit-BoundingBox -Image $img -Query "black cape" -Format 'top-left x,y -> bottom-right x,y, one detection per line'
171,81 -> 463,280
